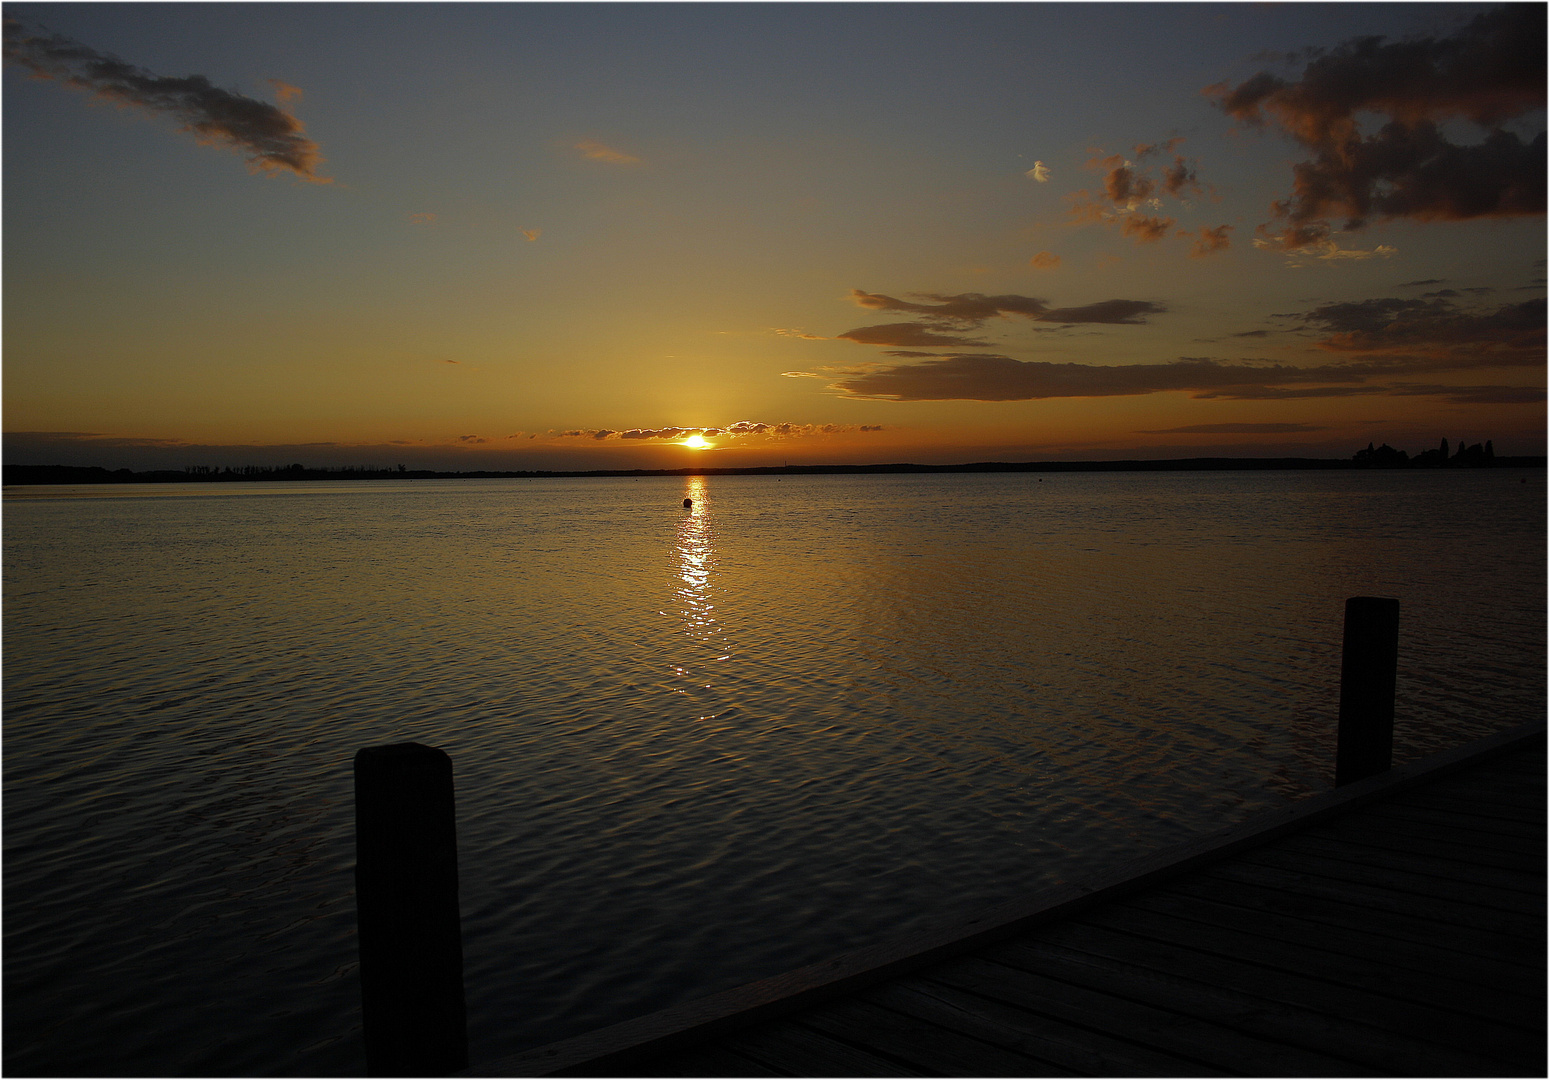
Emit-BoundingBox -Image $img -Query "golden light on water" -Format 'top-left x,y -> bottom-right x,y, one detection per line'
674,476 -> 724,664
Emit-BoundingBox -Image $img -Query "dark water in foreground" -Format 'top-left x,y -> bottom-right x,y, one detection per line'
4,469 -> 1544,1075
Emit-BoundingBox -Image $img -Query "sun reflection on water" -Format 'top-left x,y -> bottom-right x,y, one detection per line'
674,477 -> 719,657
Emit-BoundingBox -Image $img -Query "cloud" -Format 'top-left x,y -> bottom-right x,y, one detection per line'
772,327 -> 826,340
521,228 -> 541,242
1029,251 -> 1061,270
1185,224 -> 1233,258
409,212 -> 437,225
833,354 -> 1364,401
836,322 -> 993,348
1136,423 -> 1327,434
1026,161 -> 1051,182
1207,5 -> 1546,249
457,435 -> 487,444
833,290 -> 1165,347
1120,214 -> 1175,243
553,421 -> 886,442
834,291 -> 1164,346
1254,236 -> 1397,264
1301,296 -> 1545,367
1387,383 -> 1546,404
3,18 -> 329,181
1066,139 -> 1212,249
574,139 -> 640,164
848,290 -> 1049,325
828,322 -> 1543,402
1036,300 -> 1165,324
780,370 -> 822,378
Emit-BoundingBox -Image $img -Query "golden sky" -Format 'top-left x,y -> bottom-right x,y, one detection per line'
4,3 -> 1543,470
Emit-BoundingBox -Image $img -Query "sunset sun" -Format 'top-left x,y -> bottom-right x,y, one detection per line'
681,434 -> 711,449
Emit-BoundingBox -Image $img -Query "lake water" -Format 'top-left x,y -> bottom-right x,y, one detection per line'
4,469 -> 1544,1075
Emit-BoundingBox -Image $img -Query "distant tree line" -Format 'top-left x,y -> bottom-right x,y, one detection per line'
1352,438 -> 1498,468
2,463 -> 442,485
177,463 -> 414,478
4,441 -> 1541,486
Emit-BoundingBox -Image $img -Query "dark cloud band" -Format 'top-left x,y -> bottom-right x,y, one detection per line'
834,291 -> 1165,347
3,18 -> 328,181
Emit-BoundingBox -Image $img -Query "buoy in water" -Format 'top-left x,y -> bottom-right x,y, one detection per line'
683,498 -> 693,508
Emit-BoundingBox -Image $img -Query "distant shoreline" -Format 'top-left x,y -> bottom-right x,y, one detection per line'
5,457 -> 1545,486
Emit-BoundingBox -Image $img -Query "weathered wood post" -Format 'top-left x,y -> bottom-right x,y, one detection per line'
1335,597 -> 1401,787
354,743 -> 468,1075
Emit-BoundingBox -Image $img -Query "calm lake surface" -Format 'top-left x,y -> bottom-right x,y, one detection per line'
5,469 -> 1544,1075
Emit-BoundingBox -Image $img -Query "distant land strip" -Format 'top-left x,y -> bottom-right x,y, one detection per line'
5,457 -> 1544,486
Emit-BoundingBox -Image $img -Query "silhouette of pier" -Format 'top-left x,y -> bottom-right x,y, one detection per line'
355,599 -> 1545,1076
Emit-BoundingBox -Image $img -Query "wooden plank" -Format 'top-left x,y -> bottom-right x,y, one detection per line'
1202,858 -> 1546,939
720,1020 -> 921,1077
1409,756 -> 1543,795
862,977 -> 1222,1077
991,934 -> 1515,1076
1123,888 -> 1548,1023
1402,751 -> 1545,794
1400,788 -> 1547,822
1165,871 -> 1541,970
1028,919 -> 1538,1067
630,1043 -> 785,1077
1234,843 -> 1547,916
926,954 -> 1368,1076
1308,815 -> 1545,873
1471,748 -> 1546,772
1269,832 -> 1547,899
1423,765 -> 1545,799
797,997 -> 1056,1077
1077,901 -> 1545,1043
1358,802 -> 1547,849
1370,799 -> 1547,834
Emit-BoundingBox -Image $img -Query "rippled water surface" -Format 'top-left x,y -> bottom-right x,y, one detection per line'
5,470 -> 1544,1074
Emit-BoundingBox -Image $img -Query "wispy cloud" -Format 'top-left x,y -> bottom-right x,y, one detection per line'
1254,236 -> 1396,265
831,354 -> 1351,401
1120,214 -> 1175,243
1185,224 -> 1233,258
836,323 -> 993,348
1065,138 -> 1229,253
1136,423 -> 1327,435
521,228 -> 541,242
1039,300 -> 1164,324
831,290 -> 1166,348
574,139 -> 640,164
551,420 -> 886,442
830,350 -> 1541,403
1208,5 -> 1546,250
1301,296 -> 1545,367
827,292 -> 1544,402
3,18 -> 329,182
1025,160 -> 1051,182
1029,251 -> 1061,270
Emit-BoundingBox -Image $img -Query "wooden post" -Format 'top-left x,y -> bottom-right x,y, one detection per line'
1335,597 -> 1401,787
354,743 -> 468,1076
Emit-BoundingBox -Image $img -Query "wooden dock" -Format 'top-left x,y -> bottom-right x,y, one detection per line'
484,722 -> 1545,1077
